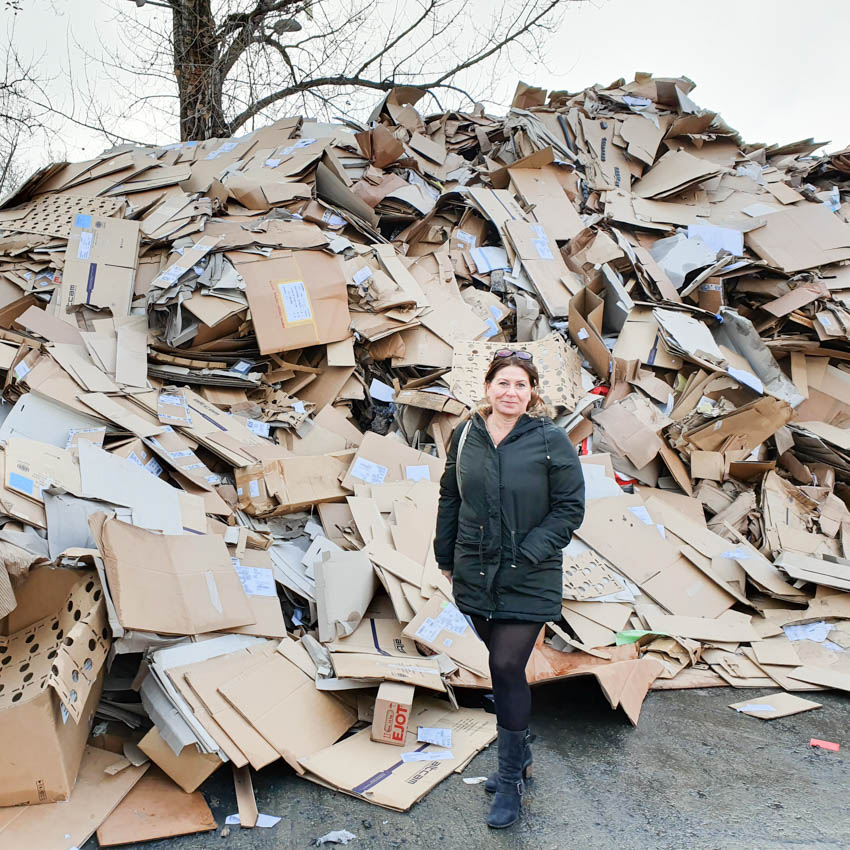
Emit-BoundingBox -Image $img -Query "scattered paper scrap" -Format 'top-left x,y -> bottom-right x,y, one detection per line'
225,813 -> 281,828
315,829 -> 358,845
729,693 -> 822,719
809,739 -> 840,752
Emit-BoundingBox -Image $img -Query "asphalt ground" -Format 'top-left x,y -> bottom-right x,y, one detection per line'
85,678 -> 850,850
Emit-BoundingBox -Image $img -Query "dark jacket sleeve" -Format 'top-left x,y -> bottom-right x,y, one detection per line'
433,423 -> 464,570
518,422 -> 585,564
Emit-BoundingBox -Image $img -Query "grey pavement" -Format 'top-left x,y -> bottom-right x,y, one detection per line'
85,679 -> 849,850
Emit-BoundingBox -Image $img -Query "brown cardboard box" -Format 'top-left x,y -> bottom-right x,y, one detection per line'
0,568 -> 109,806
371,682 -> 415,746
58,215 -> 140,321
0,746 -> 148,848
300,699 -> 496,811
239,249 -> 350,354
217,643 -> 356,774
90,514 -> 255,635
137,727 -> 222,794
341,431 -> 444,490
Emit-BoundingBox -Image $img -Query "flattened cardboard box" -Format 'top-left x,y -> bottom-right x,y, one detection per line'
402,595 -> 489,678
341,431 -> 444,491
4,436 -> 82,504
223,547 -> 287,638
218,644 -> 356,774
58,215 -> 140,321
239,249 -> 350,354
90,514 -> 255,635
183,642 -> 280,771
330,652 -> 445,692
0,568 -> 109,806
301,699 -> 496,811
236,452 -> 351,516
137,727 -> 222,794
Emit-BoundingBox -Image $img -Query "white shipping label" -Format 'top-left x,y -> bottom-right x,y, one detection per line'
414,617 -> 441,642
532,237 -> 553,261
489,304 -> 503,320
405,465 -> 430,482
127,451 -> 146,469
157,264 -> 187,285
433,602 -> 468,635
205,571 -> 223,613
77,231 -> 94,260
417,726 -> 452,747
246,418 -> 271,438
144,457 -> 163,476
277,280 -> 312,323
293,401 -> 305,414
13,360 -> 30,380
158,393 -> 186,406
735,704 -> 775,713
350,456 -> 388,484
577,327 -> 589,340
456,229 -> 476,245
321,209 -> 346,227
65,427 -> 105,449
248,479 -> 261,498
353,266 -> 373,286
235,564 -> 276,597
401,750 -> 454,763
264,158 -> 282,168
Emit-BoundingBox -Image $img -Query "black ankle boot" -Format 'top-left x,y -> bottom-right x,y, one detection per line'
487,726 -> 527,829
485,728 -> 532,793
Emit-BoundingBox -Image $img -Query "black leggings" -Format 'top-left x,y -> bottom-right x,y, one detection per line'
470,616 -> 542,731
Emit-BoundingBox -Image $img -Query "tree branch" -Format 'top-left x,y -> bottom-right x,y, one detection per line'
353,0 -> 437,79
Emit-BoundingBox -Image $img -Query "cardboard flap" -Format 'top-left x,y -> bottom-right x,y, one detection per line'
91,515 -> 255,635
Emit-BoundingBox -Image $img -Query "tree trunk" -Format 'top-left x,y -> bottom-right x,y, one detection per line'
172,0 -> 228,141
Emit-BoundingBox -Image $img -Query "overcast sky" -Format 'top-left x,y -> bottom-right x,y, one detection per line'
6,0 -> 850,166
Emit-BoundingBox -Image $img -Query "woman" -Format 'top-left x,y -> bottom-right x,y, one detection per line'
433,348 -> 585,829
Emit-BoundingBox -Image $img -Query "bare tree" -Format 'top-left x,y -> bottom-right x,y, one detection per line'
89,0 -> 572,142
0,21 -> 52,196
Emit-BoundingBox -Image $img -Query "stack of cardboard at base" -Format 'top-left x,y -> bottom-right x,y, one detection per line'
2,70 -> 850,842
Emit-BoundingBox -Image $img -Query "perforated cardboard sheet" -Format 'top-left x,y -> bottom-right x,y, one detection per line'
0,568 -> 110,806
449,333 -> 582,410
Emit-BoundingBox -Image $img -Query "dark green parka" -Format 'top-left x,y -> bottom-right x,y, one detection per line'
434,412 -> 586,622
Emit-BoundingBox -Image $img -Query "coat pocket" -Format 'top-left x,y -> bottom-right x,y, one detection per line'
456,518 -> 484,544
453,521 -> 486,585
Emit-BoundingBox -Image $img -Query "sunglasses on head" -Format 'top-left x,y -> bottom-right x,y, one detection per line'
492,348 -> 533,361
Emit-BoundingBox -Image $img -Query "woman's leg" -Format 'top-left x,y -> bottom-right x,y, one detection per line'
485,622 -> 542,731
482,621 -> 542,828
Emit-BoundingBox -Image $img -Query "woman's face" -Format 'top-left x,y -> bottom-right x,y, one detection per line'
485,365 -> 533,417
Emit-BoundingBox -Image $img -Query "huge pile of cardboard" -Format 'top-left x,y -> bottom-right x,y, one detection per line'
1,74 -> 849,844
